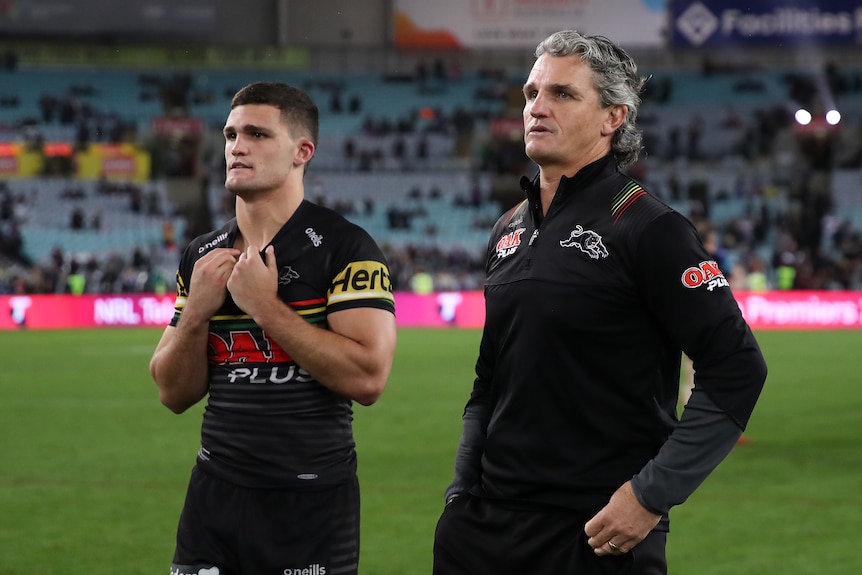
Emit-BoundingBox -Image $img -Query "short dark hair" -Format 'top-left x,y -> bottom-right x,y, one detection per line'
230,82 -> 319,146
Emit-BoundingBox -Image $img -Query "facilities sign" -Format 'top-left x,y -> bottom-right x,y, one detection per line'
394,0 -> 667,49
672,0 -> 862,46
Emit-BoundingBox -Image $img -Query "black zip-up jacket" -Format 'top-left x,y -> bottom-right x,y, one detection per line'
446,155 -> 767,516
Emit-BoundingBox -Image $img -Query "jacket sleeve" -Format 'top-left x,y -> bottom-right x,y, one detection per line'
628,211 -> 767,512
443,214 -> 513,504
634,211 -> 767,429
443,391 -> 490,503
443,304 -> 496,503
631,387 -> 742,514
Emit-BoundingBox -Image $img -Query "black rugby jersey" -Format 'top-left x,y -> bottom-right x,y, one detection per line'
467,155 -> 765,511
170,200 -> 395,488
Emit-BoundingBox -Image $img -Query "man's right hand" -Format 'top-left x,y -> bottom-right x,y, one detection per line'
185,248 -> 242,320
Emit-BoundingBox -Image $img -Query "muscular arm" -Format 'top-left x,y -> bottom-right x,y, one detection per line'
258,303 -> 396,406
228,245 -> 396,406
149,247 -> 241,413
149,322 -> 209,414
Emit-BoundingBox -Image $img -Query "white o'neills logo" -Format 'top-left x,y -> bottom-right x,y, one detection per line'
284,565 -> 326,575
305,227 -> 323,247
681,260 -> 730,291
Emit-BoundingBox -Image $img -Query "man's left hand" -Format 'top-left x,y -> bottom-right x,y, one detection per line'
227,244 -> 279,317
584,480 -> 661,556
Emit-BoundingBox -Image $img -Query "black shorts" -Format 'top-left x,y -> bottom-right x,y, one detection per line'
433,494 -> 667,575
171,465 -> 360,575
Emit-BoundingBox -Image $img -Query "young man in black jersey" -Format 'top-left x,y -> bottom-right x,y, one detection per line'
149,82 -> 397,575
433,31 -> 767,574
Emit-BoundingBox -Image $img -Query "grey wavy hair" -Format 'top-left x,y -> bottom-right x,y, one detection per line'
535,30 -> 645,169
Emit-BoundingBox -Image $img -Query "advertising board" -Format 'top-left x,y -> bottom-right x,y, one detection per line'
4,291 -> 862,331
672,0 -> 862,46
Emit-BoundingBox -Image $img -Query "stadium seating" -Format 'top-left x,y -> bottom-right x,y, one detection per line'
1,61 -> 861,292
4,177 -> 184,268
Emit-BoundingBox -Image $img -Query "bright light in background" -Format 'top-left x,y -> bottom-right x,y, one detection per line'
825,109 -> 841,125
795,109 -> 812,125
789,72 -> 842,129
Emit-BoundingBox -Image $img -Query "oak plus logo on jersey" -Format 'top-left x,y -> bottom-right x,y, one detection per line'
496,228 -> 525,258
209,330 -> 292,364
681,260 -> 729,291
226,365 -> 314,385
560,225 -> 608,259
328,260 -> 393,304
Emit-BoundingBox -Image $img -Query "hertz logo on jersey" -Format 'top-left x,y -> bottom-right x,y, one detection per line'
328,260 -> 394,305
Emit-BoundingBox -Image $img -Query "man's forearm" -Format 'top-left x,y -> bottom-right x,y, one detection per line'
150,320 -> 211,413
631,388 -> 742,514
444,399 -> 490,503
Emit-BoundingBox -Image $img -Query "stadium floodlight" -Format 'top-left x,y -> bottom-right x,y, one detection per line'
825,109 -> 841,126
794,109 -> 812,126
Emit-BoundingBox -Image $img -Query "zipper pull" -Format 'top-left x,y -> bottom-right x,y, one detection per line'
529,229 -> 539,246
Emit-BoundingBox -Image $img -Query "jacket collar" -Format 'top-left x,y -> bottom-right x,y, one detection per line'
519,154 -> 618,224
520,154 -> 617,199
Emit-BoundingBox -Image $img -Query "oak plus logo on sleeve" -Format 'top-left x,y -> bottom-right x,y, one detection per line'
681,260 -> 729,292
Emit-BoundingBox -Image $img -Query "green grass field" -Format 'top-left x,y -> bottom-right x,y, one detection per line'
1,327 -> 860,574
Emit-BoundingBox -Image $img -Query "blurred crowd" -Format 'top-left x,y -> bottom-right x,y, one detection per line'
0,178 -> 183,296
2,60 -> 862,295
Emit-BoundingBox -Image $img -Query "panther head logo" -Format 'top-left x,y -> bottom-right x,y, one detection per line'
560,225 -> 608,259
278,266 -> 300,285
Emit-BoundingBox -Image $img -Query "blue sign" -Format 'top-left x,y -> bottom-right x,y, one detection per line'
672,0 -> 862,46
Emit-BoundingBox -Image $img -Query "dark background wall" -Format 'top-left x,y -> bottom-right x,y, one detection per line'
0,0 -> 389,46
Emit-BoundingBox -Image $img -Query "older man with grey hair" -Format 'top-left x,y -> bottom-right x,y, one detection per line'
433,30 -> 766,575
